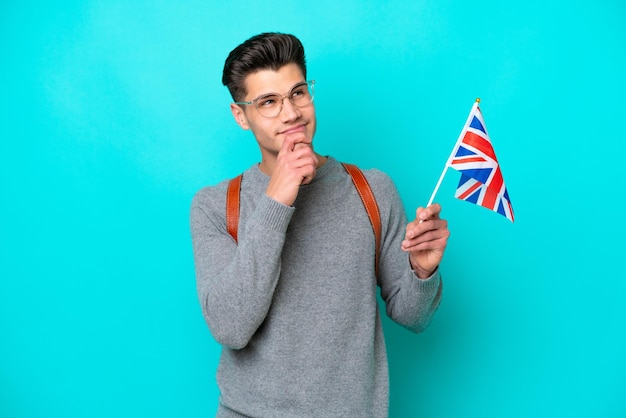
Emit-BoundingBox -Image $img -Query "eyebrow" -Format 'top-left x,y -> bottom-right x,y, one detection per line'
252,81 -> 307,100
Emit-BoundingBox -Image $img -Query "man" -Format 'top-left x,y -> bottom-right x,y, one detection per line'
190,32 -> 449,417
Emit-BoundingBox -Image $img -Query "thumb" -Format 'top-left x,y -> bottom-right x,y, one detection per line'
416,207 -> 427,222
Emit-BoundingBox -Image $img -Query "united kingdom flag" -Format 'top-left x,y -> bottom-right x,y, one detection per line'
448,102 -> 514,222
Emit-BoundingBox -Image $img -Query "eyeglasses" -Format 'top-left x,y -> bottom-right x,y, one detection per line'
234,80 -> 315,118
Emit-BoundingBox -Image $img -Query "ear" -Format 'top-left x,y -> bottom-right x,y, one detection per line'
230,103 -> 250,130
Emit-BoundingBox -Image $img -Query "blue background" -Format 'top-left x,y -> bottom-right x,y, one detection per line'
2,1 -> 625,417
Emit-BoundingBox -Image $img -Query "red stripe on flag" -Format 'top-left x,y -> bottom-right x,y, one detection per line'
461,131 -> 497,161
508,200 -> 515,222
490,166 -> 504,192
451,156 -> 486,165
481,188 -> 500,210
457,181 -> 482,200
481,166 -> 504,209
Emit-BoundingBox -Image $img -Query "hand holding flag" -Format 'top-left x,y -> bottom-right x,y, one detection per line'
402,203 -> 450,279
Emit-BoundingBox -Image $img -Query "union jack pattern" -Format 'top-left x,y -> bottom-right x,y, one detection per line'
449,103 -> 514,222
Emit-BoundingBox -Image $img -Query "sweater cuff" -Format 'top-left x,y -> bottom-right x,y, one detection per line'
255,193 -> 295,234
411,266 -> 441,289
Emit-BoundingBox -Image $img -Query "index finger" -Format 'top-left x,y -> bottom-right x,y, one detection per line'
279,134 -> 299,154
418,203 -> 442,221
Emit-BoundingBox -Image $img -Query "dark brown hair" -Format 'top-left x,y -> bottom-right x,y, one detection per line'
222,33 -> 307,101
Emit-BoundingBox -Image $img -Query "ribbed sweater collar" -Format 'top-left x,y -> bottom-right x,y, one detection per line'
245,156 -> 338,187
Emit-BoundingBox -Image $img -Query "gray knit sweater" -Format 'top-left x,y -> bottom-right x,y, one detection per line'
190,157 -> 442,418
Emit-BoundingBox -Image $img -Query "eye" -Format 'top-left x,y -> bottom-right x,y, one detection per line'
291,84 -> 307,98
258,95 -> 279,107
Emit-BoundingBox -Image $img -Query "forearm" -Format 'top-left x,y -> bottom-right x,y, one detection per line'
191,195 -> 293,349
376,177 -> 443,333
384,266 -> 442,333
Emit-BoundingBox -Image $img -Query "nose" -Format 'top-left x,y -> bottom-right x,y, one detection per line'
279,96 -> 301,121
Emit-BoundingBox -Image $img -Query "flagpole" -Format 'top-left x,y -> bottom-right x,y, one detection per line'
426,98 -> 481,207
426,164 -> 448,207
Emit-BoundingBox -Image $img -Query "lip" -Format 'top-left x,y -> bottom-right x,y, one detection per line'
279,124 -> 306,135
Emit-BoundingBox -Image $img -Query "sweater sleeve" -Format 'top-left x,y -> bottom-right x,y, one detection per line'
370,171 -> 443,333
190,187 -> 294,349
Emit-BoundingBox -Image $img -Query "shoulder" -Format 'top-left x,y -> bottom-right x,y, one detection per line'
364,168 -> 403,208
191,178 -> 230,212
189,180 -> 232,231
336,162 -> 403,214
342,164 -> 399,198
360,167 -> 394,187
338,161 -> 392,184
190,164 -> 261,217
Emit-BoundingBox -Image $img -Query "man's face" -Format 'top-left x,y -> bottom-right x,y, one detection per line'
230,63 -> 317,165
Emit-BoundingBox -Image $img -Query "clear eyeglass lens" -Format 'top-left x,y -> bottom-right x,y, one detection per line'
255,82 -> 313,117
290,84 -> 311,106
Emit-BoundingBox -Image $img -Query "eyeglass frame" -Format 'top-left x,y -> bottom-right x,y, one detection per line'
233,80 -> 315,118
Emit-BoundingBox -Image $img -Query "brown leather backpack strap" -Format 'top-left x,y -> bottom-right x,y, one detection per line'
342,163 -> 382,278
226,174 -> 243,243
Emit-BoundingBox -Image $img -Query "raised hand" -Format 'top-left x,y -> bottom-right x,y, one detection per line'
265,133 -> 319,206
401,203 -> 450,279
